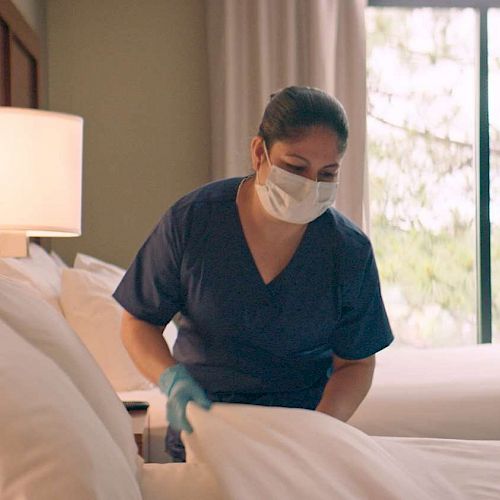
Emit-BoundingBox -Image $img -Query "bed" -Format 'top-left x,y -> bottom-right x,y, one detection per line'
350,342 -> 500,440
119,344 -> 500,464
1,243 -> 500,499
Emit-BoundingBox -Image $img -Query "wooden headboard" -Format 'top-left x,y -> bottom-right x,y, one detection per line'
0,0 -> 48,250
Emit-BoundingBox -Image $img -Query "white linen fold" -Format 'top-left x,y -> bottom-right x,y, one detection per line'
182,403 -> 500,500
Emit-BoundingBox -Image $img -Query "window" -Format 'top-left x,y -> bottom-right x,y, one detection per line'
366,1 -> 498,347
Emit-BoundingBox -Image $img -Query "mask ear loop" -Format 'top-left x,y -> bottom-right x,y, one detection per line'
262,140 -> 272,166
257,139 -> 272,186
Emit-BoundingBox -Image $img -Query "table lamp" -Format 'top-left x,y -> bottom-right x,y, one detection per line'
0,107 -> 83,257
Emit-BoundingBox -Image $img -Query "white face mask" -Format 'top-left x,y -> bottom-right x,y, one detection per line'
254,143 -> 338,224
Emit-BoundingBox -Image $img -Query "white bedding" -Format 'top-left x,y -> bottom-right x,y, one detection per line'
121,342 -> 500,464
141,463 -> 220,500
178,403 -> 500,500
2,246 -> 500,498
349,344 -> 500,439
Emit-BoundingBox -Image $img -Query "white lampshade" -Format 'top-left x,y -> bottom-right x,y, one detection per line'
0,107 -> 83,241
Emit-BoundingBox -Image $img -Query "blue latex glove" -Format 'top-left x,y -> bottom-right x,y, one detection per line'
158,364 -> 211,433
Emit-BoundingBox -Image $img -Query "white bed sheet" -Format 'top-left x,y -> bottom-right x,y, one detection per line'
181,403 -> 500,500
349,343 -> 500,439
141,462 -> 221,500
136,403 -> 500,500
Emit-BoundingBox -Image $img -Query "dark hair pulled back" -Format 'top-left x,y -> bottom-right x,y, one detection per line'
258,86 -> 348,153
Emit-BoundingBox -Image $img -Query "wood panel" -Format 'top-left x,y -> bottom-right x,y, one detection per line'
0,0 -> 41,107
0,19 -> 7,105
10,33 -> 36,107
0,0 -> 39,59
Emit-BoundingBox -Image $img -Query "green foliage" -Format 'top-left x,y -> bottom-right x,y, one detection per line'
372,214 -> 475,313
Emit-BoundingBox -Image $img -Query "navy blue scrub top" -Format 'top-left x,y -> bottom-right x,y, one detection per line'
113,177 -> 393,407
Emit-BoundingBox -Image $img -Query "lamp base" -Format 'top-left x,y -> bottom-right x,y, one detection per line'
0,232 -> 28,257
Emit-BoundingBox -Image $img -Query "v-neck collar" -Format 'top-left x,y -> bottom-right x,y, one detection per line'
231,177 -> 312,288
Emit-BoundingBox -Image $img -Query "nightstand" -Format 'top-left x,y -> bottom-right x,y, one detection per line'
127,408 -> 150,462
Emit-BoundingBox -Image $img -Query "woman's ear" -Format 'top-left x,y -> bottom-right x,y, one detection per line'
250,136 -> 266,174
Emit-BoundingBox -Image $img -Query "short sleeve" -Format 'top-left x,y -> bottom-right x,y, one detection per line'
331,243 -> 393,360
113,208 -> 183,326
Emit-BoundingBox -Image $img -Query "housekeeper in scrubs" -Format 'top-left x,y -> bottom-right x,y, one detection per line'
113,86 -> 394,462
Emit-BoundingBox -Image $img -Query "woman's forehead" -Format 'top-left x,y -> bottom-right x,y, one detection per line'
273,127 -> 343,160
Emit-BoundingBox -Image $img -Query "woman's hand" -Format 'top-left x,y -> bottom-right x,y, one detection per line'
119,311 -> 211,433
159,364 -> 212,433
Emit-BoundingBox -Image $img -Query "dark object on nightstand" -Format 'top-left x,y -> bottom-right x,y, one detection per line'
123,400 -> 150,411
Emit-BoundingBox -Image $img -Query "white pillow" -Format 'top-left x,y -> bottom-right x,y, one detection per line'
60,267 -> 153,391
74,251 -> 126,279
73,252 -> 179,350
0,318 -> 142,500
0,276 -> 139,476
0,242 -> 62,311
50,249 -> 69,268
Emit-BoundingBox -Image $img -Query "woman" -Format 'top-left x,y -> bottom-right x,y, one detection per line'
114,86 -> 393,462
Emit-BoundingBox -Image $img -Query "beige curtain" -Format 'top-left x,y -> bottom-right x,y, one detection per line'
206,0 -> 368,230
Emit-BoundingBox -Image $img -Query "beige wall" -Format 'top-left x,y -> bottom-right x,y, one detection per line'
46,0 -> 211,268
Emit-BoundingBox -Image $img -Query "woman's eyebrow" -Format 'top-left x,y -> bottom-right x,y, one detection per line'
284,153 -> 339,169
283,153 -> 310,165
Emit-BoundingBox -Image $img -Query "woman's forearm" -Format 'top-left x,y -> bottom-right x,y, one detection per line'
120,311 -> 177,384
316,358 -> 375,422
